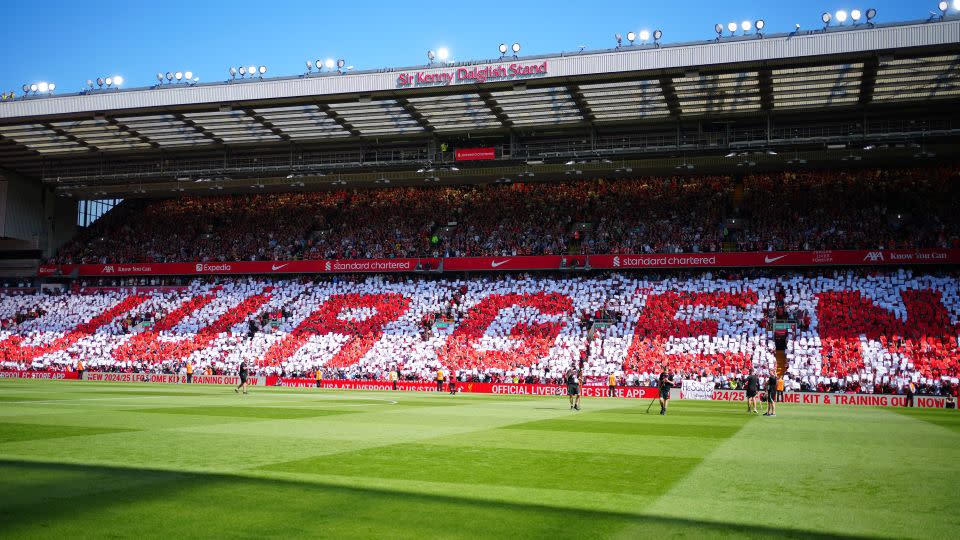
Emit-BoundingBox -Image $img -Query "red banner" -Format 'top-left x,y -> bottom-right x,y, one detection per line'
38,249 -> 960,278
454,147 -> 496,161
0,370 -> 78,380
707,389 -> 947,409
277,378 -> 658,398
589,249 -> 960,269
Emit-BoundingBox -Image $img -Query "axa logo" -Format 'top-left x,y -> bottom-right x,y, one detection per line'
324,261 -> 332,271
103,265 -> 114,273
864,251 -> 885,262
490,259 -> 511,268
613,256 -> 621,267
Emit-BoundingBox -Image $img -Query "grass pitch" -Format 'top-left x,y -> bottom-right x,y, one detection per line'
0,380 -> 958,539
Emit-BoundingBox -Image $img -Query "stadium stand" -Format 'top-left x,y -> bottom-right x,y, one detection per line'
50,167 -> 959,265
2,270 -> 957,395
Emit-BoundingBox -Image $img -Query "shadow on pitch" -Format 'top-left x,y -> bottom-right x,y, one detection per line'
0,458 -> 875,539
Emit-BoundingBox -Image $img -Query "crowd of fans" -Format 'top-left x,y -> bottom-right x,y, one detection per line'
737,166 -> 960,251
51,166 -> 959,265
2,270 -> 957,396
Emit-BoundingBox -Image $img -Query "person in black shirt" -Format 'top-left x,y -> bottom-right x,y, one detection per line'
764,374 -> 778,417
658,370 -> 675,416
565,366 -> 581,411
745,370 -> 760,414
235,360 -> 250,395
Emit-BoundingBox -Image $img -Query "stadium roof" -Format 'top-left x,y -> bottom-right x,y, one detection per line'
1,17 -> 959,195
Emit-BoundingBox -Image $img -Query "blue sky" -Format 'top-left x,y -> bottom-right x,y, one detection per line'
0,0 -> 941,95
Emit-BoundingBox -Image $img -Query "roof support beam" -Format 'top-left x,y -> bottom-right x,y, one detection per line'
658,77 -> 681,117
317,103 -> 361,137
171,112 -> 224,145
241,109 -> 292,142
567,84 -> 596,124
758,68 -> 773,111
858,57 -> 879,105
394,97 -> 435,133
42,123 -> 93,150
107,117 -> 161,149
477,91 -> 513,129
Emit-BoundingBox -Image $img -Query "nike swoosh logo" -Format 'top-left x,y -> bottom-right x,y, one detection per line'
764,255 -> 787,263
271,264 -> 289,271
490,259 -> 511,268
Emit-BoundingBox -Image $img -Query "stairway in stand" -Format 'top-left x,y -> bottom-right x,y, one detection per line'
775,349 -> 788,378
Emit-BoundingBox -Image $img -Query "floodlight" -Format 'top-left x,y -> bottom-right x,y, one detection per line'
315,59 -> 323,69
336,59 -> 345,68
175,71 -> 183,81
30,84 -> 38,92
166,72 -> 173,81
229,67 -> 237,77
954,0 -> 960,10
306,60 -> 313,70
88,79 -> 95,88
247,65 -> 256,75
97,77 -> 105,87
512,42 -> 521,53
939,1 -> 948,12
37,82 -> 48,92
183,72 -> 192,80
238,66 -> 246,75
105,77 -> 113,86
427,50 -> 435,62
113,76 -> 123,86
835,10 -> 847,23
715,23 -> 723,35
22,84 -> 29,93
851,9 -> 861,21
741,20 -> 751,31
639,30 -> 650,41
626,31 -> 636,43
325,58 -> 335,69
822,12 -> 832,24
615,33 -> 622,46
727,22 -> 737,33
499,43 -> 508,54
755,19 -> 765,30
437,48 -> 449,61
866,8 -> 876,20
258,66 -> 267,74
653,29 -> 663,40
156,73 -> 163,82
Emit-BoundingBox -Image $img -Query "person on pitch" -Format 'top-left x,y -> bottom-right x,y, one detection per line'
764,372 -> 778,417
435,368 -> 445,392
745,369 -> 760,414
315,366 -> 322,388
448,370 -> 458,395
235,360 -> 250,395
565,365 -> 581,411
608,372 -> 617,398
658,369 -> 675,415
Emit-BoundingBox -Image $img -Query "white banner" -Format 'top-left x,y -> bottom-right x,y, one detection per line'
681,380 -> 714,401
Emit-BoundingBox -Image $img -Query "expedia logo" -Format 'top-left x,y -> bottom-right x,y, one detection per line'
197,263 -> 232,272
864,251 -> 885,262
613,256 -> 620,267
103,265 -> 115,273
